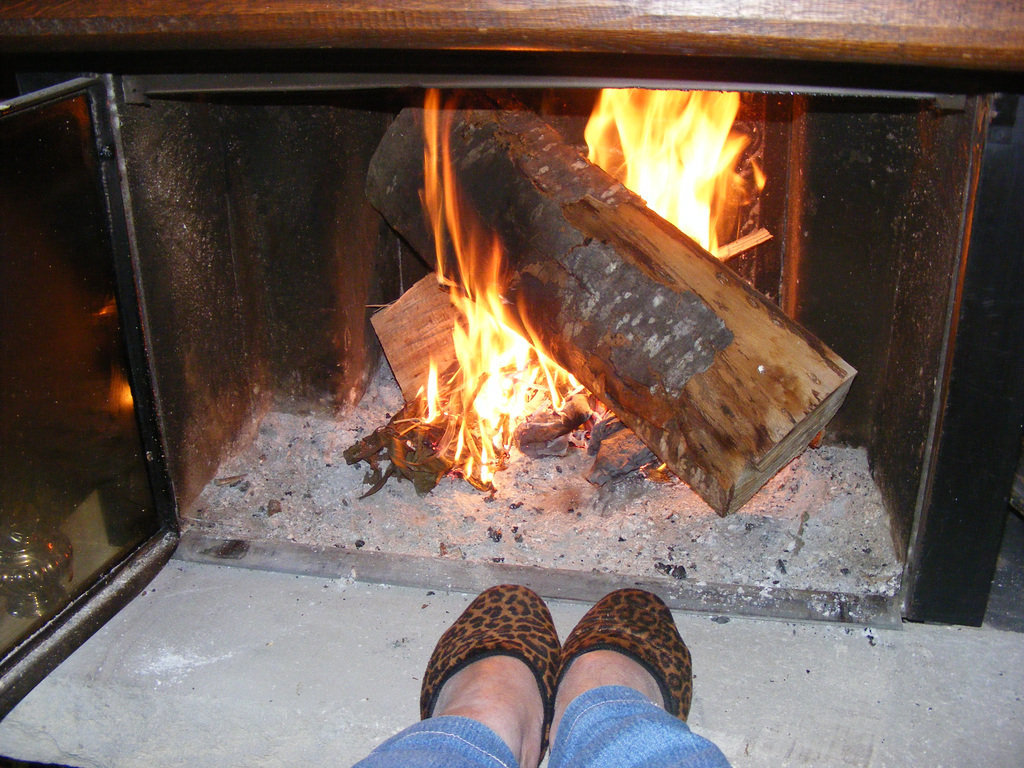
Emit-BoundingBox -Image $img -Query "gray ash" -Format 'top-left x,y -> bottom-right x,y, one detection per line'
184,365 -> 902,598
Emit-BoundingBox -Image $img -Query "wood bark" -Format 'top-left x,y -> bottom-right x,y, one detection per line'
366,104 -> 856,514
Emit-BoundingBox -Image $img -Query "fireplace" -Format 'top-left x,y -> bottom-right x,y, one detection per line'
103,76 -> 1018,622
37,75 -> 1023,616
1,1 -> 1023,720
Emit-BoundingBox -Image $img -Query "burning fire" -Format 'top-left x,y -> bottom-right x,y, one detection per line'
417,90 -> 580,489
585,89 -> 763,255
355,88 -> 761,495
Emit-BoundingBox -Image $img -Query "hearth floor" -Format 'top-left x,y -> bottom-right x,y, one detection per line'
0,558 -> 1021,768
183,365 -> 902,618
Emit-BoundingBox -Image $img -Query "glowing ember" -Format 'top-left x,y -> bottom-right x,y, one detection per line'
584,89 -> 763,255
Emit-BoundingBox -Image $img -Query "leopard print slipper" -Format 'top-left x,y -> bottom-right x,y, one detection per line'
420,584 -> 561,747
558,588 -> 693,720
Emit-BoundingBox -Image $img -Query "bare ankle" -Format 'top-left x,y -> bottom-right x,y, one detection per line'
434,656 -> 545,768
551,650 -> 663,741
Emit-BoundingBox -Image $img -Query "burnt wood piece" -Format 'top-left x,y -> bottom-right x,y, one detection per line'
2,2 -> 1023,72
586,412 -> 657,485
371,274 -> 460,400
587,412 -> 628,456
366,105 -> 856,514
518,431 -> 570,459
514,394 -> 592,458
587,427 -> 658,486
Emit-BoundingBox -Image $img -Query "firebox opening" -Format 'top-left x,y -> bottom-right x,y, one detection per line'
121,83 -> 975,623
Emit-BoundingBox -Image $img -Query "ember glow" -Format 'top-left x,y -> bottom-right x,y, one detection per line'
108,365 -> 134,415
585,89 -> 763,255
418,90 -> 581,489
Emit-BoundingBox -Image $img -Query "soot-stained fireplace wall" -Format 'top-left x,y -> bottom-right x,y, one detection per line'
113,77 -> 1021,626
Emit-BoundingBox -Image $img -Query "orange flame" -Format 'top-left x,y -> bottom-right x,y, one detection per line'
419,90 -> 579,489
585,89 -> 760,255
108,365 -> 134,415
410,88 -> 760,489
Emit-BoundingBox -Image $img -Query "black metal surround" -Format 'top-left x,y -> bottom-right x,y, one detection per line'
903,95 -> 1024,625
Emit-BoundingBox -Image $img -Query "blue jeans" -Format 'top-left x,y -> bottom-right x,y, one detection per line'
352,686 -> 731,768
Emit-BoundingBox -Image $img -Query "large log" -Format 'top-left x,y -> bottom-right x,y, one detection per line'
365,103 -> 856,514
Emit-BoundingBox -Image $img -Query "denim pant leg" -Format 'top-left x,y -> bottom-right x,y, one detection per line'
549,686 -> 732,768
352,715 -> 519,768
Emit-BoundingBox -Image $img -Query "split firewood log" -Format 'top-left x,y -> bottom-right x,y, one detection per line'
366,101 -> 855,514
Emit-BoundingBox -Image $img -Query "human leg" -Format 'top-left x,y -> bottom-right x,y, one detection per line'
351,713 -> 520,768
548,590 -> 731,768
354,584 -> 561,768
430,655 -> 544,768
549,680 -> 730,768
352,586 -> 730,768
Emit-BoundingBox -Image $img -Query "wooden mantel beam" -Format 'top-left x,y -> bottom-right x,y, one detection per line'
1,1 -> 1023,73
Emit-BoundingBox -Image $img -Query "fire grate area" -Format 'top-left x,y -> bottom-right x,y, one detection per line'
180,364 -> 901,623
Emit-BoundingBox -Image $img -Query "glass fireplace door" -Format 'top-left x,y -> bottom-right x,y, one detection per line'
0,77 -> 177,715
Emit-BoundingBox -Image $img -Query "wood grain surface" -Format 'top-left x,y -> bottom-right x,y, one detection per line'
1,1 -> 1022,72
